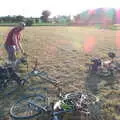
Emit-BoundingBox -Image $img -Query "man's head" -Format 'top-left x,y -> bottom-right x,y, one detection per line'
17,22 -> 26,30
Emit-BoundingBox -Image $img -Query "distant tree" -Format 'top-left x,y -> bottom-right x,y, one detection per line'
0,18 -> 3,23
40,10 -> 51,22
73,14 -> 81,24
52,15 -> 72,24
16,15 -> 25,22
112,10 -> 116,24
11,16 -> 16,22
74,14 -> 81,21
107,8 -> 116,24
35,18 -> 40,23
2,16 -> 11,23
25,18 -> 34,26
66,16 -> 72,23
53,16 -> 58,23
0,15 -> 25,23
42,10 -> 51,17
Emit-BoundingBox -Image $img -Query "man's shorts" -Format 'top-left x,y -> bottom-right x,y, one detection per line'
4,44 -> 16,62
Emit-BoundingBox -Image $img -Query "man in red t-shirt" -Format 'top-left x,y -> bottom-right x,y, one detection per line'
4,22 -> 25,62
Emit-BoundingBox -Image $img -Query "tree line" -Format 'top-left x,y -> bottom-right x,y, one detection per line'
0,10 -> 72,26
0,8 -> 119,26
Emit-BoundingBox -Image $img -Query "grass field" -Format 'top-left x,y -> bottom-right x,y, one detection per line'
0,26 -> 120,120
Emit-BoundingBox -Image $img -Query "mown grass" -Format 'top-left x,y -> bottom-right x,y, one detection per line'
0,26 -> 120,120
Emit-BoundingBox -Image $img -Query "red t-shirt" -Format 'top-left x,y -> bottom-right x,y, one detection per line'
5,27 -> 21,46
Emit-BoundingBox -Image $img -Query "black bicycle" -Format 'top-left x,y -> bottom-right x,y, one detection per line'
0,65 -> 26,96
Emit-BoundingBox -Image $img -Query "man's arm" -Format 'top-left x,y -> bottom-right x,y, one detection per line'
18,42 -> 24,54
18,34 -> 25,55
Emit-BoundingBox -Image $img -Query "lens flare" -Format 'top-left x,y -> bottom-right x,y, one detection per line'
116,31 -> 120,49
83,36 -> 96,53
88,9 -> 96,15
116,9 -> 120,24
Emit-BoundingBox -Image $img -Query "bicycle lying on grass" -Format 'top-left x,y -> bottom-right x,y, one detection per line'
0,55 -> 60,96
7,55 -> 101,120
10,90 -> 99,120
0,62 -> 27,96
0,54 -> 32,96
86,52 -> 120,77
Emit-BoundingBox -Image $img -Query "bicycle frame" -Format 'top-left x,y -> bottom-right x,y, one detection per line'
24,68 -> 59,86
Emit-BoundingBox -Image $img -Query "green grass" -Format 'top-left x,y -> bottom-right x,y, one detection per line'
0,23 -> 18,26
33,22 -> 69,26
0,22 -> 69,26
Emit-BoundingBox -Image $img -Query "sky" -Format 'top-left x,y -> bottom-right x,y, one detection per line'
0,0 -> 120,17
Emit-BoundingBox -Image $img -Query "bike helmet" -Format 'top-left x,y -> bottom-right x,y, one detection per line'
19,22 -> 26,28
108,52 -> 116,59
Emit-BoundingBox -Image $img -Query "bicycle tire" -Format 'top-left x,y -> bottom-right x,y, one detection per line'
64,91 -> 99,104
64,91 -> 82,100
84,92 -> 99,104
10,94 -> 48,119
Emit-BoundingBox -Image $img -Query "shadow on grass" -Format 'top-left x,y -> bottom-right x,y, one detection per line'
85,73 -> 119,120
85,73 -> 117,95
85,73 -> 102,94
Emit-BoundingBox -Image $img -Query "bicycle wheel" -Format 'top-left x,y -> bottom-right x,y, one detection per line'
64,91 -> 82,100
10,94 -> 48,119
0,79 -> 18,96
84,91 -> 99,104
65,91 -> 99,104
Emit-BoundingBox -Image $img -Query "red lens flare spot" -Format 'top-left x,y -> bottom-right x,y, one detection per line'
88,9 -> 96,15
116,31 -> 120,49
116,9 -> 120,24
83,36 -> 96,53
